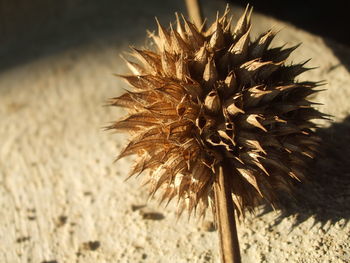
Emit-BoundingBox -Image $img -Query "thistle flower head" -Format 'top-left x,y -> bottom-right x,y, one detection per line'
108,6 -> 326,218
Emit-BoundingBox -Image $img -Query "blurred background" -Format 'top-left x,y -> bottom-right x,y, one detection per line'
0,0 -> 349,72
233,0 -> 349,45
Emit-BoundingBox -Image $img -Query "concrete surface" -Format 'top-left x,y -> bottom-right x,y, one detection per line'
0,1 -> 349,262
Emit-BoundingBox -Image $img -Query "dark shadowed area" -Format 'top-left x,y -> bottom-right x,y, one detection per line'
1,0 -> 349,73
232,0 -> 350,46
259,116 -> 350,228
232,0 -> 350,72
0,0 -> 186,72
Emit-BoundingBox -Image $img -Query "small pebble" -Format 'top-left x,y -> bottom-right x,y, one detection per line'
201,220 -> 216,232
141,211 -> 165,220
82,241 -> 101,251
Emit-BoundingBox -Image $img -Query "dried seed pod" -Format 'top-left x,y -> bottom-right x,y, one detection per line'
108,6 -> 326,219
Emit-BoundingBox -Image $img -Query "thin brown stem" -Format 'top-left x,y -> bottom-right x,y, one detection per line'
214,164 -> 241,263
185,0 -> 203,29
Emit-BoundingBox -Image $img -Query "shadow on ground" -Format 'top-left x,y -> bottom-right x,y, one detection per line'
261,116 -> 350,228
233,0 -> 350,47
323,39 -> 350,73
0,0 -> 185,74
232,1 -> 350,73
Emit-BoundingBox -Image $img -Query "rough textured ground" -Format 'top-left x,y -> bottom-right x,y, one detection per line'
0,1 -> 349,262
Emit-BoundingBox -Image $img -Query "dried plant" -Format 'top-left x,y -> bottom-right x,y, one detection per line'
107,6 -> 326,260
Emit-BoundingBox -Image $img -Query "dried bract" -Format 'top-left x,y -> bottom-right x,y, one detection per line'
108,6 -> 326,218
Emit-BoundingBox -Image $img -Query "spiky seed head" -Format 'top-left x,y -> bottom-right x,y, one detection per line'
108,6 -> 326,218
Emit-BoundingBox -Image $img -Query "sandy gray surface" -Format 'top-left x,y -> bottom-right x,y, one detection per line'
0,1 -> 349,262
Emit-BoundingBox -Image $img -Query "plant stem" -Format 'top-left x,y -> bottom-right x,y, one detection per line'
214,164 -> 241,263
185,0 -> 203,29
